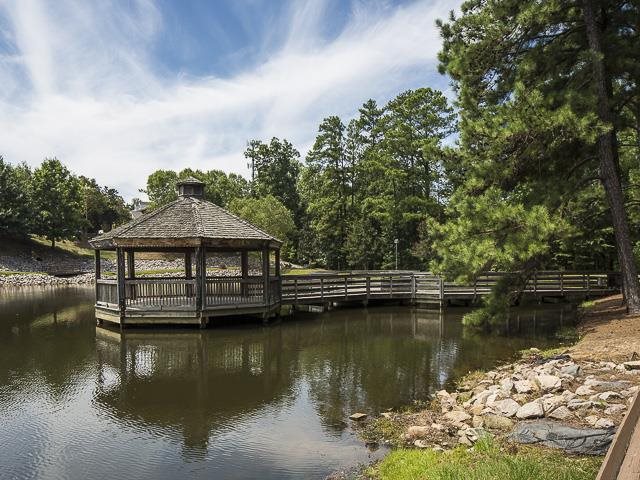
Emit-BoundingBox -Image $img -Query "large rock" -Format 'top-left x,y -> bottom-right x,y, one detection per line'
509,420 -> 615,455
575,385 -> 595,396
494,398 -> 520,418
548,406 -> 572,420
444,410 -> 471,426
560,364 -> 581,378
406,426 -> 430,439
514,380 -> 534,394
536,374 -> 562,392
516,400 -> 545,419
483,414 -> 515,431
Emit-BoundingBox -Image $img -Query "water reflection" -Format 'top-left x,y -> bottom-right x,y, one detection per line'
0,287 -> 574,480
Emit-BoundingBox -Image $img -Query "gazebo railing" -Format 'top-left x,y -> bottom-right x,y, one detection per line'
96,279 -> 118,306
124,277 -> 197,308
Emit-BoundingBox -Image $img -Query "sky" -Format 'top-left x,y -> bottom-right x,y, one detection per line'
0,0 -> 460,200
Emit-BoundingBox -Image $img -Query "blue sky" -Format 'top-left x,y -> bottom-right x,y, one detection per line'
0,0 -> 460,199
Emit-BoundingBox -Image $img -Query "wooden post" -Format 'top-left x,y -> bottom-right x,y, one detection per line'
274,249 -> 280,277
116,247 -> 126,322
344,276 -> 348,299
411,274 -> 416,303
126,249 -> 135,300
274,249 -> 281,304
241,250 -> 249,297
185,250 -> 193,297
262,248 -> 270,304
587,273 -> 591,297
560,271 -> 564,295
94,249 -> 101,304
439,276 -> 444,305
200,246 -> 207,327
195,246 -> 203,313
366,276 -> 371,302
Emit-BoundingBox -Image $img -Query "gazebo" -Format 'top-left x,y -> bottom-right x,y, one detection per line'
89,177 -> 282,328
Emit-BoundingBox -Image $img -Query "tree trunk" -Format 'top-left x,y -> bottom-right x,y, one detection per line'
51,238 -> 55,249
583,0 -> 640,313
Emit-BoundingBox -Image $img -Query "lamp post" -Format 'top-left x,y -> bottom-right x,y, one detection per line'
394,238 -> 399,271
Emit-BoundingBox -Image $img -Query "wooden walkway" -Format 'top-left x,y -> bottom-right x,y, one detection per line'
280,271 -> 617,307
95,270 -> 618,326
597,392 -> 640,480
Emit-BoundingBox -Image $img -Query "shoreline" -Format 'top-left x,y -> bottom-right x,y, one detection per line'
342,295 -> 640,479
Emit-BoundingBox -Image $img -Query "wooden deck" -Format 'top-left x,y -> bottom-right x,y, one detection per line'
95,270 -> 617,327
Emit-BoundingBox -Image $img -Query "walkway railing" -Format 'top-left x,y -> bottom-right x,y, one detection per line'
96,279 -> 118,306
280,271 -> 618,305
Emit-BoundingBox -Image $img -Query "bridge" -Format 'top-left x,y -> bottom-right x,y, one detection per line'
95,270 -> 618,327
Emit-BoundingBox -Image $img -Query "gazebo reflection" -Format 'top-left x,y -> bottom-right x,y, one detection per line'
94,327 -> 294,458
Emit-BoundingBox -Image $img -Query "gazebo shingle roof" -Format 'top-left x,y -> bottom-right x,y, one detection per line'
89,196 -> 280,248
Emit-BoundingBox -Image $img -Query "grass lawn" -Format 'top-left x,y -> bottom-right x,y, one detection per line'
367,438 -> 601,480
282,268 -> 330,275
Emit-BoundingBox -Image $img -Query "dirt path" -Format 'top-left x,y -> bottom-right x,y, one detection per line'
569,295 -> 640,362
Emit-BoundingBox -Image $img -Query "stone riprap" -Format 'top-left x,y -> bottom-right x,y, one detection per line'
366,350 -> 639,454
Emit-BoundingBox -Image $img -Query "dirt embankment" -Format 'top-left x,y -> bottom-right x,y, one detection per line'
569,294 -> 640,363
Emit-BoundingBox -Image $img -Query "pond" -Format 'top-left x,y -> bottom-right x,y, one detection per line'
0,286 -> 576,480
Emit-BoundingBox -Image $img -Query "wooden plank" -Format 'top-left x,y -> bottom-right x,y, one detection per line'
597,392 -> 640,480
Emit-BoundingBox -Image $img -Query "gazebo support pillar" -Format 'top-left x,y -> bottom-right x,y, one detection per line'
195,246 -> 207,329
241,251 -> 249,297
116,247 -> 126,326
126,249 -> 136,300
185,250 -> 193,297
94,249 -> 101,299
262,248 -> 270,307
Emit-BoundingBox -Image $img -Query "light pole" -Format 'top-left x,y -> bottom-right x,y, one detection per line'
394,238 -> 399,271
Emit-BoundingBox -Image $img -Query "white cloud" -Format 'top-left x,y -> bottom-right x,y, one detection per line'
0,0 -> 458,199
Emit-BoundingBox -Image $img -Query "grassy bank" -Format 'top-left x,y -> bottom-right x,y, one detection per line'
367,438 -> 600,480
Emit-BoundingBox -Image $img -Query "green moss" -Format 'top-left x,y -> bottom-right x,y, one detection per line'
359,418 -> 407,447
579,299 -> 595,309
367,438 -> 601,480
0,271 -> 45,276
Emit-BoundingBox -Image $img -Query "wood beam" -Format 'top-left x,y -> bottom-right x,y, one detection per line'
262,248 -> 270,304
116,247 -> 126,321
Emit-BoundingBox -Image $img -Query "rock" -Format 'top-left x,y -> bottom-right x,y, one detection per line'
605,404 -> 627,415
536,374 -> 562,392
514,380 -> 534,394
549,406 -> 572,420
380,412 -> 393,419
516,400 -> 545,419
349,412 -> 367,421
471,390 -> 493,406
406,426 -> 430,439
494,398 -> 520,418
469,404 -> 484,416
509,420 -> 615,455
500,378 -> 514,394
414,439 -> 429,448
541,394 -> 564,413
585,415 -> 599,426
432,445 -> 444,452
623,361 -> 640,370
460,427 -> 487,443
561,390 -> 576,401
444,411 -> 471,426
568,399 -> 595,410
483,414 -> 515,431
575,385 -> 595,396
472,415 -> 484,428
458,434 -> 473,446
595,391 -> 622,402
431,423 -> 444,431
560,364 -> 581,377
595,418 -> 615,429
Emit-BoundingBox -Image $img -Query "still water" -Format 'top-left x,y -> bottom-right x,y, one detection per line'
0,286 -> 575,480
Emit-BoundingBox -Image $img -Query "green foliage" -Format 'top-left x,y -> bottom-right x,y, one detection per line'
370,438 -> 600,480
31,158 -> 84,247
245,137 -> 301,215
228,195 -> 296,258
301,89 -> 455,269
0,156 -> 32,237
79,176 -> 130,236
144,169 -> 178,207
144,168 -> 249,209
